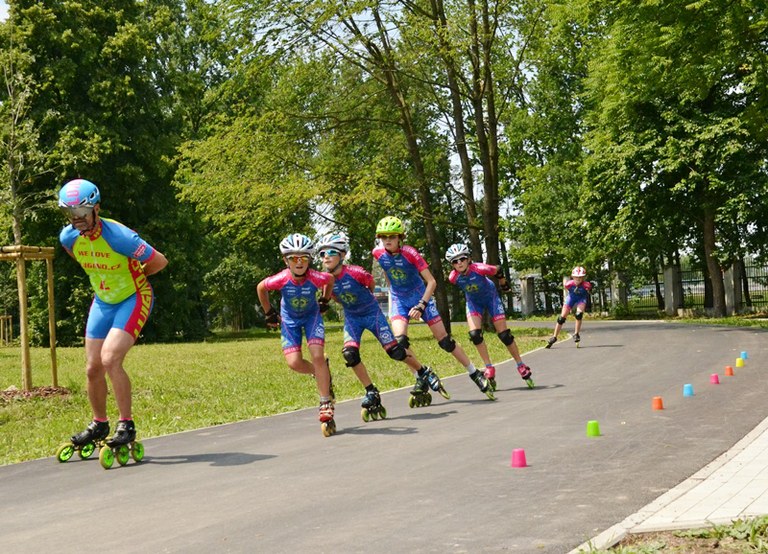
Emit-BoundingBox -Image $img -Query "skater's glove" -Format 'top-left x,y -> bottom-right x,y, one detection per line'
413,299 -> 427,314
264,307 -> 280,328
499,280 -> 512,294
318,297 -> 331,314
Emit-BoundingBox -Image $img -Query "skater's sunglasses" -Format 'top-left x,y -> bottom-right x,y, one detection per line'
450,256 -> 469,265
59,205 -> 94,219
318,249 -> 341,258
286,255 -> 310,263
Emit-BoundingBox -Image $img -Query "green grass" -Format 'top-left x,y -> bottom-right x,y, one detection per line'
0,322 -> 552,465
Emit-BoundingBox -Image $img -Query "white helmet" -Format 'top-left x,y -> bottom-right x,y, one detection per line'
571,266 -> 587,277
445,243 -> 471,263
279,233 -> 315,256
316,232 -> 349,253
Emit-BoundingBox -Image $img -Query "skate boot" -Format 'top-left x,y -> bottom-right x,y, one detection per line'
422,366 -> 451,400
517,362 -> 535,389
409,373 -> 431,408
574,333 -> 581,348
470,370 -> 496,400
99,420 -> 145,470
56,420 -> 110,463
484,365 -> 497,392
545,336 -> 557,349
361,387 -> 387,422
319,400 -> 336,437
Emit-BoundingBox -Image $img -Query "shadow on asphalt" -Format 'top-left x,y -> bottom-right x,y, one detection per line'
145,452 -> 276,466
493,383 -> 565,393
338,425 -> 418,436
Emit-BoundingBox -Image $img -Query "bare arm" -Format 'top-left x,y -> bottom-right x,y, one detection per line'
143,250 -> 168,276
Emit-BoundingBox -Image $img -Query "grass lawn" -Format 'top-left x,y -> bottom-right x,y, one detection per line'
0,321 -> 552,465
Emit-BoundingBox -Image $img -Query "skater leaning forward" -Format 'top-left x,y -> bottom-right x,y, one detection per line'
316,231 -> 442,414
545,266 -> 592,349
372,216 -> 489,401
445,244 -> 534,390
256,233 -> 337,436
58,179 -> 168,453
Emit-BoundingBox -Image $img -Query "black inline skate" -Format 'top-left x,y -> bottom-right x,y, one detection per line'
361,387 -> 387,422
545,336 -> 557,349
470,370 -> 496,400
574,333 -> 581,348
56,420 -> 110,463
99,420 -> 144,469
423,366 -> 450,400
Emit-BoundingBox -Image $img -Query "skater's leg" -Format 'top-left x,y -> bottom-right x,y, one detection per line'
492,320 -> 523,363
284,350 -> 315,374
99,329 -> 137,421
468,315 -> 493,367
573,302 -> 587,336
309,343 -> 332,399
429,320 -> 475,371
84,338 -> 109,420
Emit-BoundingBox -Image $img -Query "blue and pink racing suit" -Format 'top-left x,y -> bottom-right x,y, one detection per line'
59,218 -> 158,341
331,265 -> 397,350
372,245 -> 441,325
564,279 -> 592,309
261,268 -> 333,354
448,263 -> 506,322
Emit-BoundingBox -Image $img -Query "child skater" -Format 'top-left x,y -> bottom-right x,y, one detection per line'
545,266 -> 592,349
372,216 -> 494,401
317,231 -> 449,412
445,243 -> 534,389
256,233 -> 337,436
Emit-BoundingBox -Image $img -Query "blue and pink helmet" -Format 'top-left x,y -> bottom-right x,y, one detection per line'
58,179 -> 101,208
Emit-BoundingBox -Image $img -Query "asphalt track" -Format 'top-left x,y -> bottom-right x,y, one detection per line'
2,321 -> 767,553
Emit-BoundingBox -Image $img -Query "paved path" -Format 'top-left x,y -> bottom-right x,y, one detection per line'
2,321 -> 767,553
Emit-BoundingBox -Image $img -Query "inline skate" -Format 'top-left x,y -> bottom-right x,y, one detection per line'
56,420 -> 110,463
517,362 -> 535,389
319,400 -> 337,437
484,365 -> 497,391
574,333 -> 581,348
470,370 -> 496,400
545,336 -> 557,349
98,420 -> 145,469
361,387 -> 387,422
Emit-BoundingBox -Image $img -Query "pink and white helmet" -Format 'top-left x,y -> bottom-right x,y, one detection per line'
571,266 -> 587,278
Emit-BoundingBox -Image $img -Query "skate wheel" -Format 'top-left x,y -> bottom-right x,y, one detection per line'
116,445 -> 130,466
99,446 -> 115,469
526,378 -> 535,389
321,420 -> 336,437
485,390 -> 497,401
425,394 -> 433,406
79,441 -> 96,459
361,408 -> 371,423
131,441 -> 145,462
489,378 -> 497,392
371,409 -> 380,421
408,396 -> 417,409
438,386 -> 451,400
379,406 -> 387,420
56,443 -> 74,463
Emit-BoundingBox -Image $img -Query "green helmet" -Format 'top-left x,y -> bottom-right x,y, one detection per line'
376,216 -> 404,235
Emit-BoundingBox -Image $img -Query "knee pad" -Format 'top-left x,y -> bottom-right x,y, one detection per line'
342,346 -> 361,368
387,342 -> 408,361
438,335 -> 456,353
556,316 -> 567,325
395,334 -> 410,350
468,329 -> 484,345
574,311 -> 584,321
497,329 -> 514,346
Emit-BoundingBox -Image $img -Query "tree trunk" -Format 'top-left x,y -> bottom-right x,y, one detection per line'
702,206 -> 726,317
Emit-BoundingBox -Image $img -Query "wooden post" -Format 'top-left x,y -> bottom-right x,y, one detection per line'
46,257 -> 58,387
16,255 -> 32,390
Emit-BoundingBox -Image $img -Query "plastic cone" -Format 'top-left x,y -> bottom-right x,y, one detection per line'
710,373 -> 720,384
510,448 -> 527,468
652,396 -> 664,410
725,366 -> 734,377
683,384 -> 694,397
736,358 -> 745,368
741,351 -> 748,360
586,420 -> 601,437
